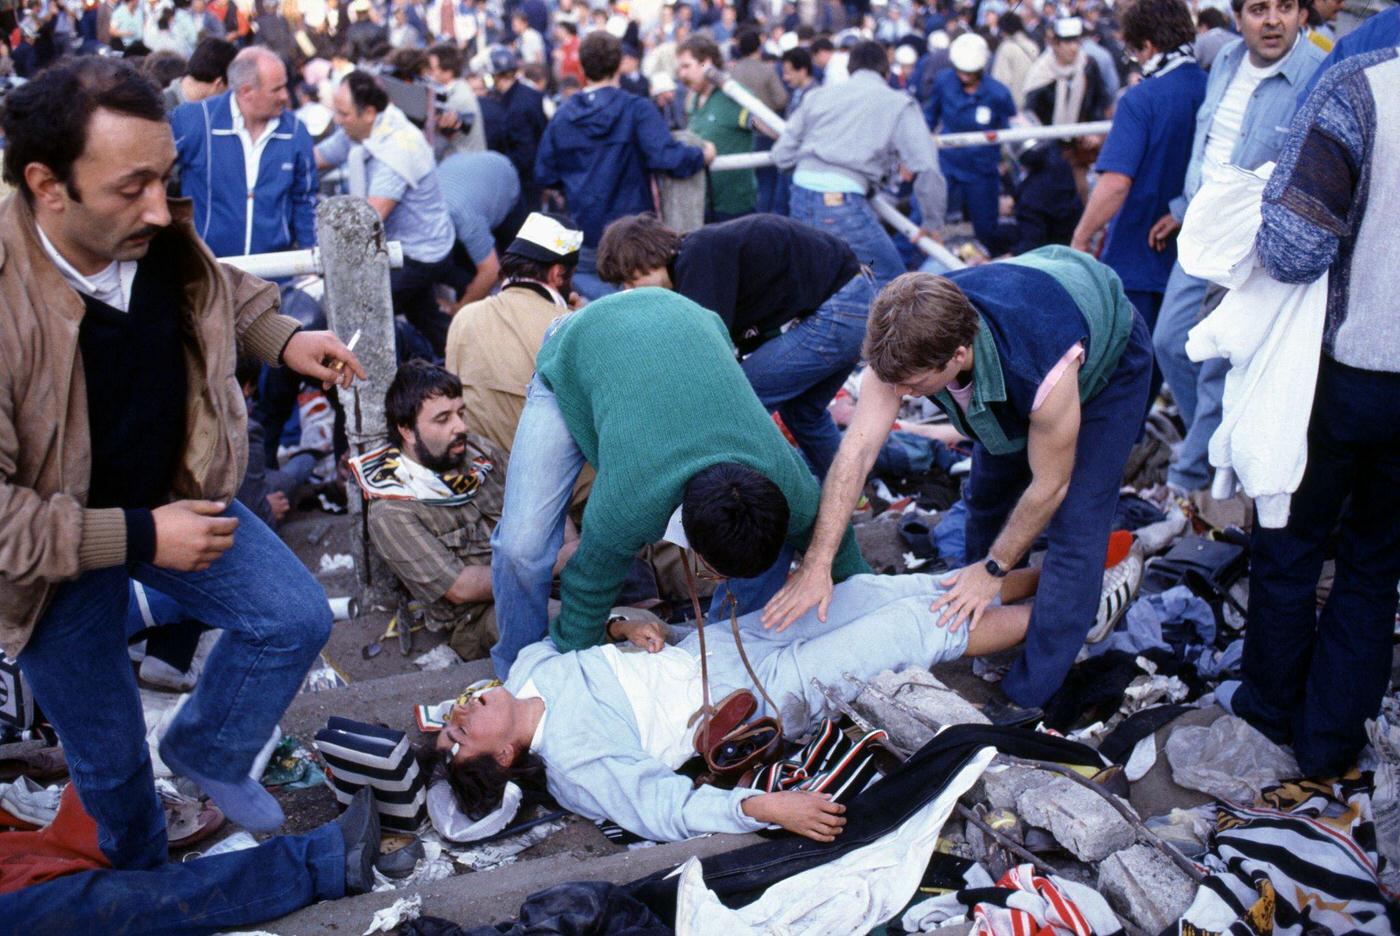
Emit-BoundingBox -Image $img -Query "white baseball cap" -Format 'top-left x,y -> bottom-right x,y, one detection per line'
949,33 -> 990,73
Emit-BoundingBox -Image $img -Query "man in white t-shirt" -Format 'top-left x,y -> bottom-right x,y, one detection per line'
1146,0 -> 1325,495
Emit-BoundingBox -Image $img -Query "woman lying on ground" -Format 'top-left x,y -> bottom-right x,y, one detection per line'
434,567 -> 1042,845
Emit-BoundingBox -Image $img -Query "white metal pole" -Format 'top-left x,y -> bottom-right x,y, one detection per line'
932,120 -> 1113,149
220,241 -> 406,279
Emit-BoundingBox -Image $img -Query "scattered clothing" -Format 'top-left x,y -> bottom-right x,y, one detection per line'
1166,714 -> 1299,803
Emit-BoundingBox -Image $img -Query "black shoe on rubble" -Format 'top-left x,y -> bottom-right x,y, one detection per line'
981,694 -> 1044,729
336,787 -> 382,895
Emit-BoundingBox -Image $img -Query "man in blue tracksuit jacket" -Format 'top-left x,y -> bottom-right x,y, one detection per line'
534,30 -> 712,299
172,47 -> 318,258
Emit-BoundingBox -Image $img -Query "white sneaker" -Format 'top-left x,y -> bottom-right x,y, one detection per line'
1087,541 -> 1144,644
0,775 -> 62,826
139,656 -> 198,693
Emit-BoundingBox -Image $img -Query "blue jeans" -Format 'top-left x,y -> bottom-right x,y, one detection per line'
18,500 -> 333,869
692,573 -> 969,730
741,274 -> 873,479
754,134 -> 780,215
946,172 -> 1001,253
0,821 -> 345,935
572,245 -> 618,303
1125,289 -> 1164,418
788,185 -> 906,288
1232,357 -> 1400,777
490,373 -> 799,677
1152,261 -> 1227,491
965,314 -> 1153,707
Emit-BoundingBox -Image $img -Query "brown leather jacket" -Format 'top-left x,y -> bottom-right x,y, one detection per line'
0,194 -> 300,657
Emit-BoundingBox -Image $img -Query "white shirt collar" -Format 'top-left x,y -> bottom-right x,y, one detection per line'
230,93 -> 278,148
35,223 -> 137,312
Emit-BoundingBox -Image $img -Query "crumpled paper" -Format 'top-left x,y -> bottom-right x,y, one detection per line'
1365,716 -> 1399,867
413,644 -> 461,672
363,894 -> 422,934
1165,714 -> 1298,802
370,840 -> 456,892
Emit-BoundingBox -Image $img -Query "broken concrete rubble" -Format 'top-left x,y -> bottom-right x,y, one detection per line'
851,668 -> 988,753
1097,844 -> 1198,934
981,763 -> 1054,811
1015,775 -> 1137,863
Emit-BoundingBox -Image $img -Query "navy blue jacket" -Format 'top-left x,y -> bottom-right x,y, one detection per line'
171,92 -> 318,257
535,85 -> 706,247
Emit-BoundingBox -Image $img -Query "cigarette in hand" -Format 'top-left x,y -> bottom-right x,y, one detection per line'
329,329 -> 362,374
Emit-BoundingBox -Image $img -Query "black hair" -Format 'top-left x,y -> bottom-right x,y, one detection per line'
1201,5 -> 1232,26
141,50 -> 188,89
384,359 -> 462,443
2,57 -> 166,204
781,46 -> 812,73
500,250 -> 579,284
682,462 -> 790,579
427,42 -> 463,77
847,39 -> 890,76
734,25 -> 763,57
1000,11 -> 1024,33
343,69 -> 389,113
579,29 -> 623,81
187,36 -> 238,83
810,36 -> 835,54
439,751 -> 549,821
1121,0 -> 1197,52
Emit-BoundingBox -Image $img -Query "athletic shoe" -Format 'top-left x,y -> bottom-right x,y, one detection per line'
1086,540 -> 1145,644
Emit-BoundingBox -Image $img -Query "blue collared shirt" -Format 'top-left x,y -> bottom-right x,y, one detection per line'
1170,35 -> 1326,220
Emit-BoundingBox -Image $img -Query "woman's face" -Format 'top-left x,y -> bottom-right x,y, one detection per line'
435,687 -> 516,766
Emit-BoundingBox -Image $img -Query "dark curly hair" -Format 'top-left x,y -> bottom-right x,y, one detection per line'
435,750 -> 550,820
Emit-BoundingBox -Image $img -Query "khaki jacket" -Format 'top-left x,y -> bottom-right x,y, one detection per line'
0,194 -> 300,657
444,285 -> 593,506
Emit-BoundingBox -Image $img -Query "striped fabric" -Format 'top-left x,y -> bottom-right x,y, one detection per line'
315,717 -> 427,833
747,719 -> 887,804
1178,775 -> 1400,936
971,864 -> 1124,936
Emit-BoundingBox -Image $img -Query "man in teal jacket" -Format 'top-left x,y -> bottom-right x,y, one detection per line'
488,284 -> 868,677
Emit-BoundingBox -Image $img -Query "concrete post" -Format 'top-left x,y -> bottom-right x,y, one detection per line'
656,130 -> 708,233
315,196 -> 399,611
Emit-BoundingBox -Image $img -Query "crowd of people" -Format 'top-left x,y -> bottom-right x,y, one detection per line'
0,0 -> 1397,929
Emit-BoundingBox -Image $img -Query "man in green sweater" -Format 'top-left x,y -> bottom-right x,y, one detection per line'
488,288 -> 868,676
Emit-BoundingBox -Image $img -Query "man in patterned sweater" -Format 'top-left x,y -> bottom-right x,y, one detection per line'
1219,47 -> 1400,777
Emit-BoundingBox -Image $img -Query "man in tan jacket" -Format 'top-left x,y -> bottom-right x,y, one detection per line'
0,58 -> 362,869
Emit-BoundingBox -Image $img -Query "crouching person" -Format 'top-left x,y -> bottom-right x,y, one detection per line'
351,361 -> 577,661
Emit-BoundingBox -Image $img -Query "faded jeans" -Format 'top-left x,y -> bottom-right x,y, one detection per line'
741,273 -> 873,479
788,185 -> 906,288
1152,260 -> 1226,491
0,821 -> 345,935
18,500 -> 333,869
691,573 -> 970,733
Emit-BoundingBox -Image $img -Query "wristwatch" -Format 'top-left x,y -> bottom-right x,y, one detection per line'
983,556 -> 1009,578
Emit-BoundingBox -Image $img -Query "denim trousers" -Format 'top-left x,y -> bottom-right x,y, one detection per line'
788,185 -> 906,288
18,499 -> 333,869
0,821 -> 345,935
740,274 -> 873,479
691,573 -> 969,730
1124,289 -> 1164,416
964,314 -> 1153,707
1151,261 -> 1226,491
946,172 -> 1001,253
1233,356 -> 1400,777
489,373 -> 796,678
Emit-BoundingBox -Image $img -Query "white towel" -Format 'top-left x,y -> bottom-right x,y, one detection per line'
1178,162 -> 1328,528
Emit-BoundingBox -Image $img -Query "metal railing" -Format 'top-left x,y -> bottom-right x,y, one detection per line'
221,241 -> 405,280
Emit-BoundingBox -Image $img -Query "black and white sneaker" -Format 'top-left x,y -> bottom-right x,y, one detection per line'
1086,541 -> 1144,644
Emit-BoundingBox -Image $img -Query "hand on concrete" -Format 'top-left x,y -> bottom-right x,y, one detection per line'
1148,213 -> 1181,252
282,330 -> 367,390
744,791 -> 847,842
931,562 -> 1001,632
761,560 -> 833,632
152,500 -> 239,572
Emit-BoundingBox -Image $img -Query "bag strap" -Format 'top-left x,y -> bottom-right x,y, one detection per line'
682,556 -> 714,756
682,554 -> 784,749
